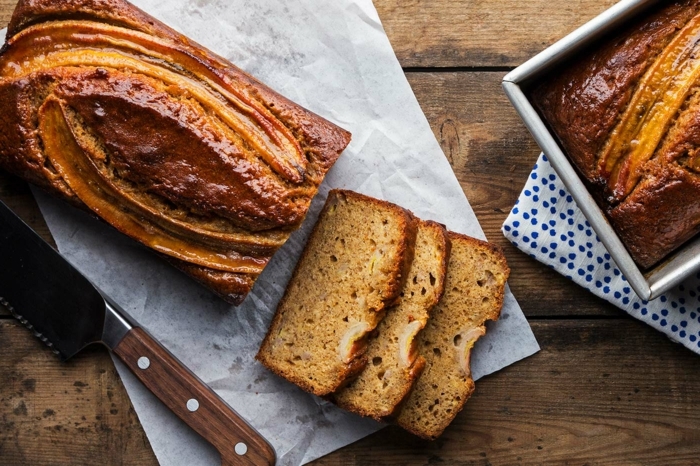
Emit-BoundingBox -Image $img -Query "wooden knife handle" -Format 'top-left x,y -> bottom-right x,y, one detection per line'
113,327 -> 276,466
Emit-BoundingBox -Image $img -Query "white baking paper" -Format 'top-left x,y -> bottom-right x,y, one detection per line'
3,0 -> 540,463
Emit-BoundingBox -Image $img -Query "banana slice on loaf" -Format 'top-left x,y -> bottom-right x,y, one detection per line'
332,220 -> 450,419
256,189 -> 417,396
395,232 -> 509,439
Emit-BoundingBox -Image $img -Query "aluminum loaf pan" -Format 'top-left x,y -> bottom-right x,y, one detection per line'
503,0 -> 700,301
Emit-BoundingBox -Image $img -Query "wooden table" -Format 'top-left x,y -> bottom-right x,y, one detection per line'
2,1 -> 700,464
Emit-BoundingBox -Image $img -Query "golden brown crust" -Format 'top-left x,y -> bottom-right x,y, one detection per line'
532,1 -> 698,181
429,221 -> 452,307
532,0 -> 700,269
8,0 -> 179,40
0,0 -> 351,304
166,258 -> 254,306
388,209 -> 419,308
608,162 -> 700,269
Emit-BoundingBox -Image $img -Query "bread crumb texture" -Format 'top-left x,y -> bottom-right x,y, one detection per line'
256,190 -> 416,396
395,232 -> 510,439
333,220 -> 449,419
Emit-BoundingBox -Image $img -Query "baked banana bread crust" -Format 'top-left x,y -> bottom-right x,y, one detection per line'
532,0 -> 700,269
0,0 -> 351,304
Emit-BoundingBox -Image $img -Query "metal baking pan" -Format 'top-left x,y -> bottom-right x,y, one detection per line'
502,0 -> 700,301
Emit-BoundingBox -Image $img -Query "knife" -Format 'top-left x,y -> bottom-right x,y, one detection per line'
0,199 -> 276,466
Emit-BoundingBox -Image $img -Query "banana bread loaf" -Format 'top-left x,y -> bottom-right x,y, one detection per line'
532,0 -> 700,270
0,0 -> 351,304
256,190 -> 417,396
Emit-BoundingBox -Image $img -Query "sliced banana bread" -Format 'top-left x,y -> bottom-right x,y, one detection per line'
256,189 -> 417,396
333,220 -> 450,419
395,232 -> 509,439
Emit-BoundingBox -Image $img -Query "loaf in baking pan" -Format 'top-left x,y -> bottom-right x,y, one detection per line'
532,0 -> 700,269
395,232 -> 509,440
0,0 -> 351,304
332,220 -> 450,420
256,190 -> 417,396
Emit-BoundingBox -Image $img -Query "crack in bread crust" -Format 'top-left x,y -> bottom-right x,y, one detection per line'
598,12 -> 700,202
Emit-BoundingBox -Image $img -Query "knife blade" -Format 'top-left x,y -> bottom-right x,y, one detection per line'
0,199 -> 276,466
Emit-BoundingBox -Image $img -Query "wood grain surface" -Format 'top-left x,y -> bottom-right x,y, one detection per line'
374,0 -> 618,68
0,0 -> 13,25
0,321 -> 157,465
0,0 -> 697,465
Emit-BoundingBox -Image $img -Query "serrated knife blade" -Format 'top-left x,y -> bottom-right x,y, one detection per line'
0,199 -> 275,465
0,200 -> 113,360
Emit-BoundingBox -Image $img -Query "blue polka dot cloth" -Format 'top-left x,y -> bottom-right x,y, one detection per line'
502,153 -> 700,355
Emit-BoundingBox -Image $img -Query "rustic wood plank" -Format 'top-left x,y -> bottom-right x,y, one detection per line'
407,71 -> 535,211
6,316 -> 699,465
375,0 -> 618,68
312,318 -> 700,465
406,71 -> 621,317
0,321 -> 158,465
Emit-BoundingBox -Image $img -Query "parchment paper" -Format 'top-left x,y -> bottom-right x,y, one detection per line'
3,0 -> 540,463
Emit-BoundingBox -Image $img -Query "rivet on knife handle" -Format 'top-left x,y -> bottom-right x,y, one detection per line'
113,327 -> 276,466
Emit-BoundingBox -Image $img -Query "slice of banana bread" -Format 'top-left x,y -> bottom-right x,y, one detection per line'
332,220 -> 450,420
256,189 -> 417,396
395,232 -> 509,439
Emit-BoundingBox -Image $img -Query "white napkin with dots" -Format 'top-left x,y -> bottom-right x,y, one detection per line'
502,153 -> 700,355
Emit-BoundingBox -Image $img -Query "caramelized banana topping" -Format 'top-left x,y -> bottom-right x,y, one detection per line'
598,15 -> 700,201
